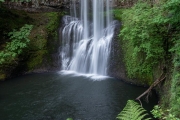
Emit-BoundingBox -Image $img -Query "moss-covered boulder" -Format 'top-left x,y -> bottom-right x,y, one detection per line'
26,12 -> 64,72
0,6 -> 65,80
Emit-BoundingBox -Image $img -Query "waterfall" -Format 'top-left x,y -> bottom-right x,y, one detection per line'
60,0 -> 117,76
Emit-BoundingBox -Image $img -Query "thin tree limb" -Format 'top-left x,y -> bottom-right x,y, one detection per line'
136,72 -> 166,101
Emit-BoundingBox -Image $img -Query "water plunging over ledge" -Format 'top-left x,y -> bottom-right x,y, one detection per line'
0,1 -> 158,120
60,0 -> 118,76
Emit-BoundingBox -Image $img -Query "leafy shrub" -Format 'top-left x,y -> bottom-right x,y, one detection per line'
151,105 -> 180,120
118,0 -> 180,118
112,9 -> 125,21
151,105 -> 164,119
164,0 -> 180,118
0,24 -> 33,65
120,1 -> 167,83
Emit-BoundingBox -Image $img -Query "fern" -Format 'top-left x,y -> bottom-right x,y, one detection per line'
116,100 -> 151,120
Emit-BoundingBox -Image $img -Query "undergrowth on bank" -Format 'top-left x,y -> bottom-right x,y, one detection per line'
0,24 -> 33,65
120,1 -> 166,83
116,100 -> 180,120
151,105 -> 180,120
0,6 -> 65,78
119,0 -> 180,118
117,100 -> 151,120
112,9 -> 125,21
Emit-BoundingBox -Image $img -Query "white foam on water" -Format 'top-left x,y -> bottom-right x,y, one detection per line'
58,70 -> 111,81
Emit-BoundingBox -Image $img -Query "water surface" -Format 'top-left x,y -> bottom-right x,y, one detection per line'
0,72 -> 157,120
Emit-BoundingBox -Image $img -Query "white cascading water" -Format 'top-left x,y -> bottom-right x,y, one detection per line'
60,0 -> 116,76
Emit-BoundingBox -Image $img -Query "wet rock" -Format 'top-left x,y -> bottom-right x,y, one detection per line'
108,21 -> 127,80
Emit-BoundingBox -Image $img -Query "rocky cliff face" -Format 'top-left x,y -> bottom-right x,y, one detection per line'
2,0 -> 130,12
3,0 -> 70,12
0,0 -> 130,81
108,21 -> 127,80
0,6 -> 65,81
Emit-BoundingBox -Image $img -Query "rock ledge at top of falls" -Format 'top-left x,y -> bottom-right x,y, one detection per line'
2,0 -> 125,12
2,1 -> 71,12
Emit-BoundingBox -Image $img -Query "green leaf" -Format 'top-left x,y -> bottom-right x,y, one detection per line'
0,24 -> 33,65
117,100 -> 152,120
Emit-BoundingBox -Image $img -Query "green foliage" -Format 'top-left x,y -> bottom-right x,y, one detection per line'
151,105 -> 164,118
0,24 -> 33,65
170,55 -> 180,117
0,7 -> 32,44
151,105 -> 180,120
120,1 -> 166,82
164,0 -> 180,24
45,12 -> 61,44
46,12 -> 60,33
116,100 -> 151,120
119,0 -> 180,117
45,12 -> 64,53
164,0 -> 180,118
170,61 -> 180,118
112,9 -> 125,21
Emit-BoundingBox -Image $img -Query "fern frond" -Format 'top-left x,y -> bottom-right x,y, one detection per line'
116,100 -> 152,120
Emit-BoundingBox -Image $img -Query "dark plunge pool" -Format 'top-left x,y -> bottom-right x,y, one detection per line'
0,71 -> 157,120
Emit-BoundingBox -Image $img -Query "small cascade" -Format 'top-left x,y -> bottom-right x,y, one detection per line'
60,0 -> 117,76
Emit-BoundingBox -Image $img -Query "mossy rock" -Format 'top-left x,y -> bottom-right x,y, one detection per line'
45,12 -> 61,33
29,27 -> 47,50
26,12 -> 62,71
0,8 -> 65,77
27,50 -> 47,70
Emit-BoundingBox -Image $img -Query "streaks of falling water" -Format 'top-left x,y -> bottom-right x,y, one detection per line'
60,0 -> 117,76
